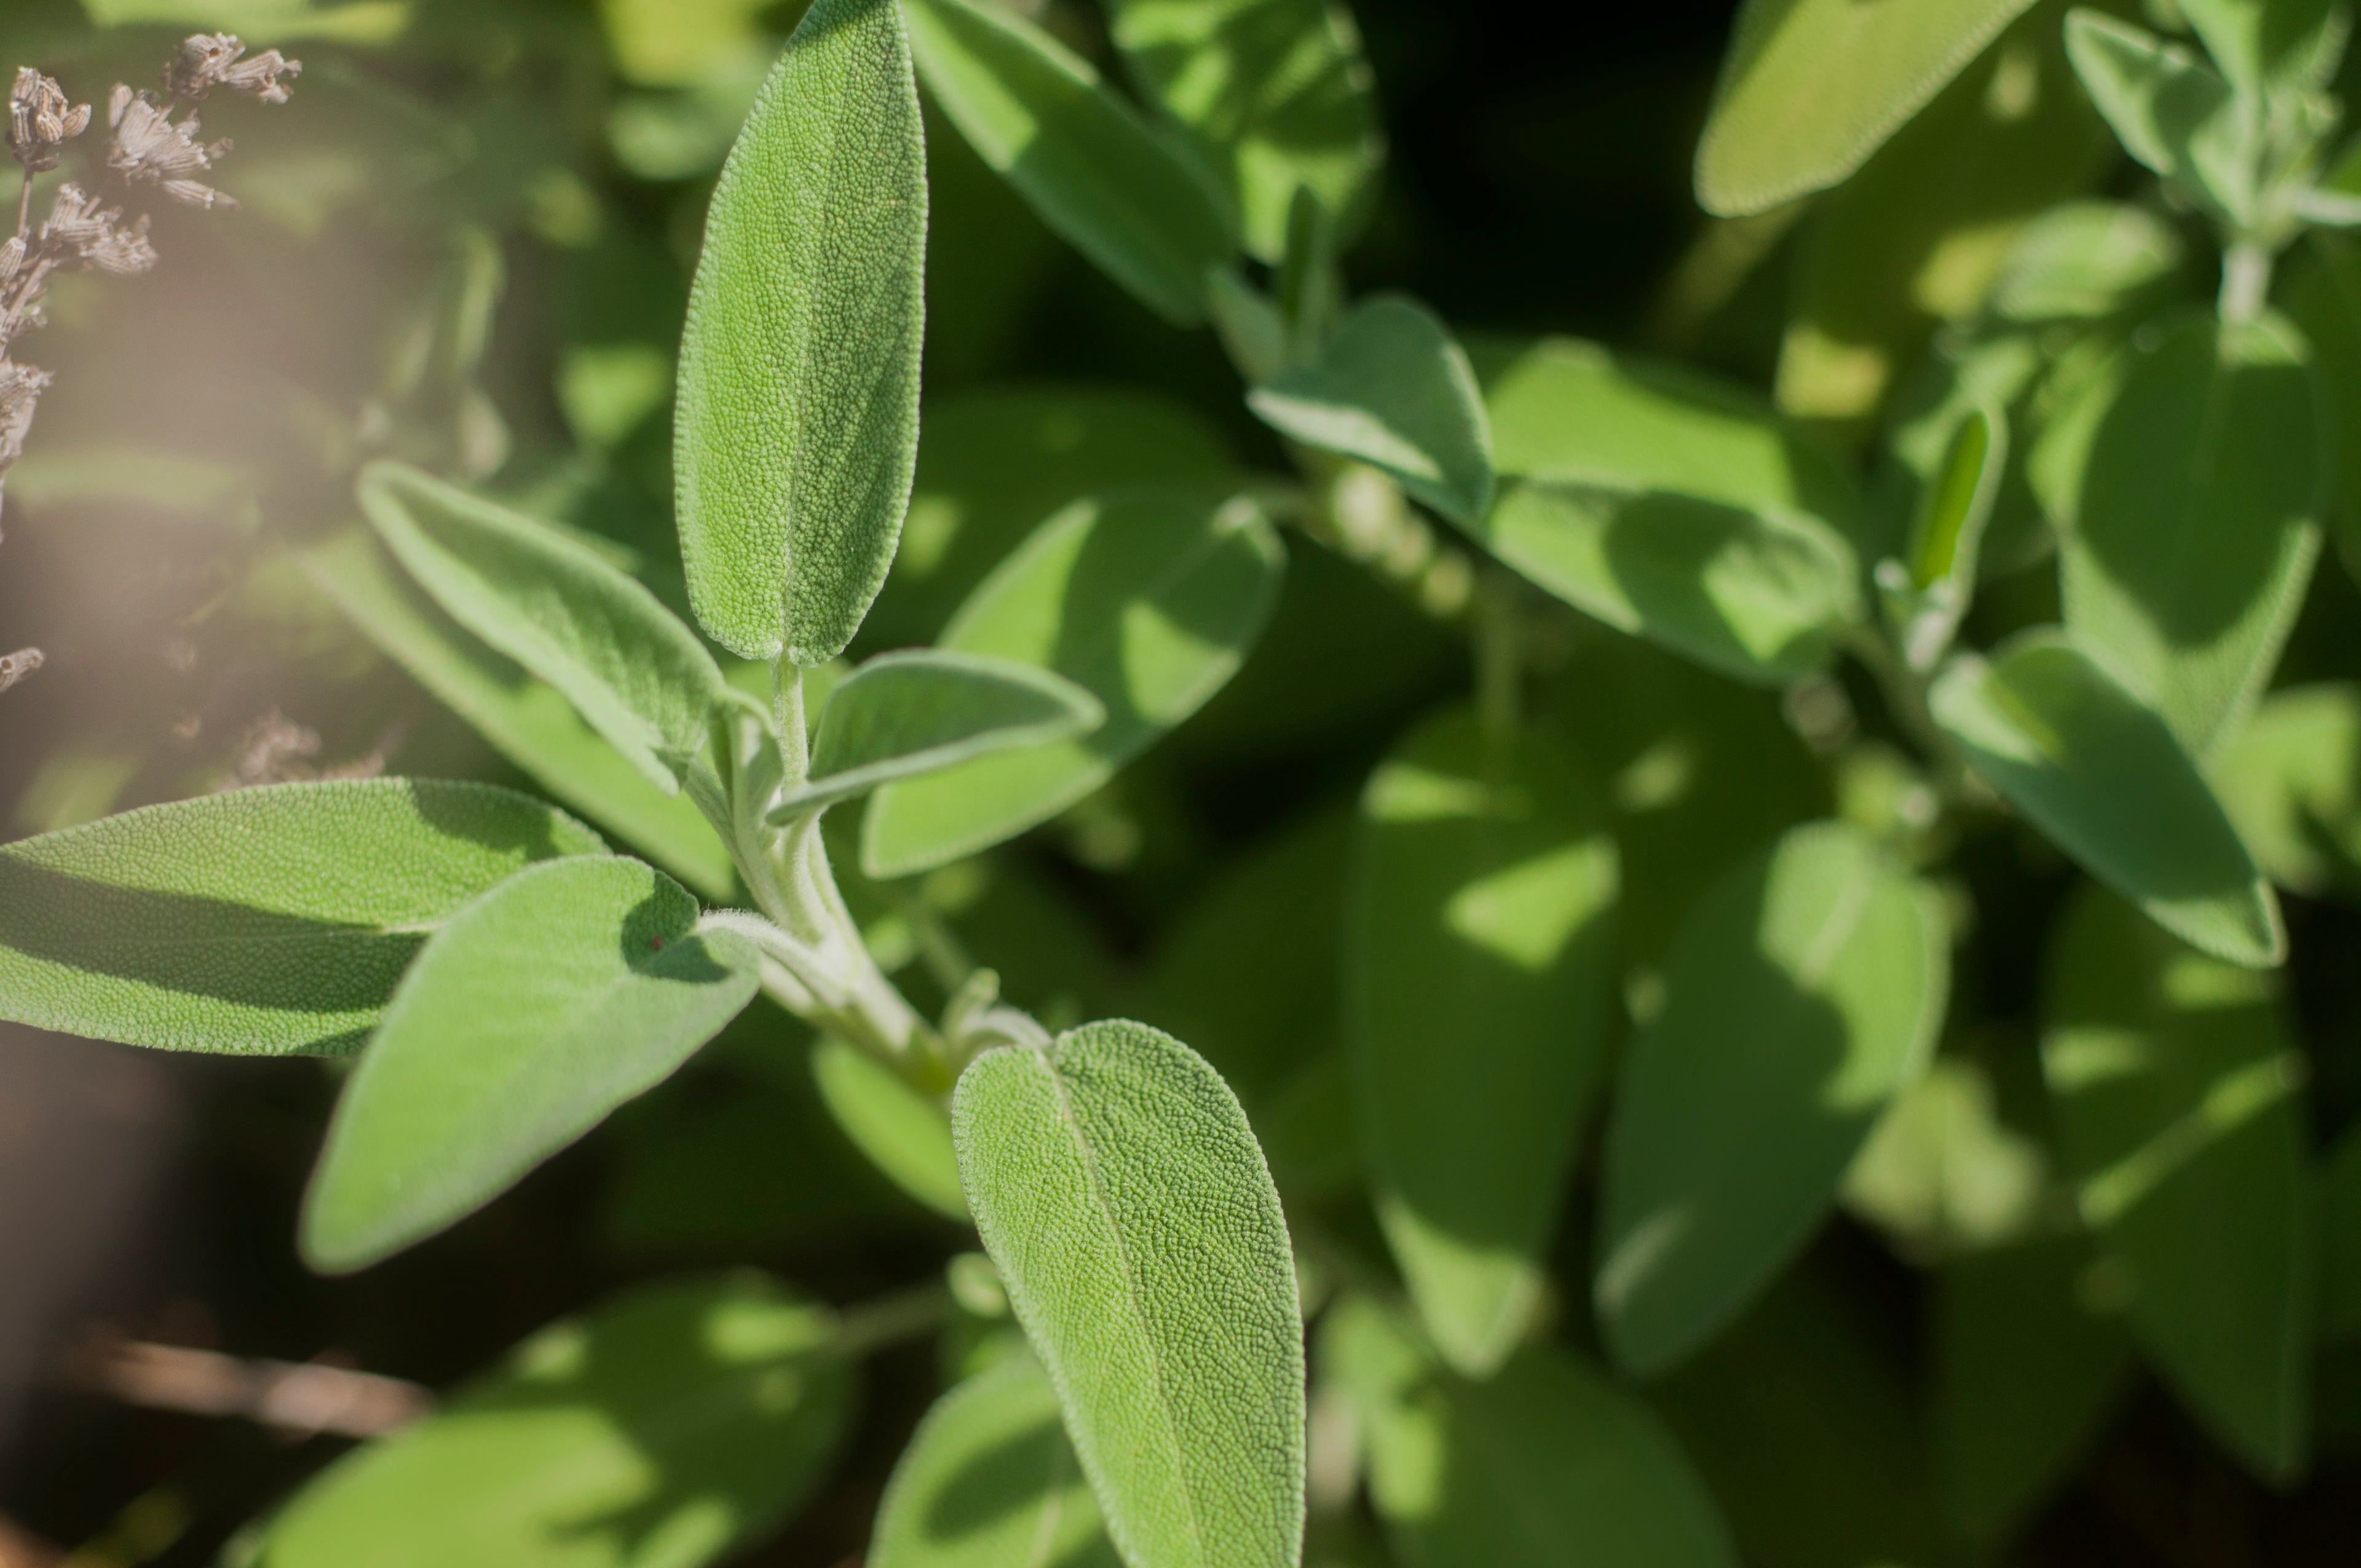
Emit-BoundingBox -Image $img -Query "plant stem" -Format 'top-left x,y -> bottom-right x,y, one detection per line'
836,1281 -> 957,1357
2220,240 -> 2272,324
1475,566 -> 1522,752
775,661 -> 809,784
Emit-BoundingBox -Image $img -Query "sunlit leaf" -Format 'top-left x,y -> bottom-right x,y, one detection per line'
1840,1056 -> 2050,1257
810,1035 -> 968,1219
2063,10 -> 2252,225
2212,683 -> 2361,899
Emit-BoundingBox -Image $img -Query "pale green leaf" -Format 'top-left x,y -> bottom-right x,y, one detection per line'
1596,822 -> 1947,1376
81,0 -> 412,46
1348,707 -> 1618,1376
811,1035 -> 968,1219
952,1020 -> 1304,1568
1249,295 -> 1493,523
862,486 -> 1284,877
770,651 -> 1103,820
303,857 -> 759,1272
1100,0 -> 1385,261
2174,0 -> 2348,95
907,0 -> 1236,324
1839,1056 -> 2050,1257
2212,683 -> 2361,898
1474,480 -> 1860,688
1878,402 -> 2006,670
2043,886 -> 2315,1480
256,1272 -> 852,1568
357,461 -> 738,796
2063,10 -> 2253,224
871,1354 -> 1120,1568
304,528 -> 737,900
1985,200 -> 2189,325
0,780 -> 605,1058
1933,1238 -> 2137,1543
1693,0 -> 2039,215
674,0 -> 927,663
1928,630 -> 2284,965
1320,1295 -> 1736,1568
2058,311 -> 2322,759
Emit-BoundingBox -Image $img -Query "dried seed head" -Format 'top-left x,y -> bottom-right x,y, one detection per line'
8,68 -> 91,173
167,34 -> 301,105
0,235 -> 23,286
0,647 -> 42,695
106,90 -> 234,208
40,184 -> 156,277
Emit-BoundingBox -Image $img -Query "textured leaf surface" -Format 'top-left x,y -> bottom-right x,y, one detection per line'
1693,0 -> 2038,215
2043,887 -> 2314,1480
1322,1296 -> 1735,1568
1348,708 -> 1618,1376
306,528 -> 735,899
304,858 -> 759,1272
952,1020 -> 1304,1568
908,0 -> 1235,323
0,780 -> 604,1056
1597,822 -> 1947,1376
871,1354 -> 1120,1568
2059,312 -> 2321,758
863,486 -> 1283,877
358,461 -> 736,795
1476,480 -> 1859,687
811,1035 -> 968,1219
2212,683 -> 2361,898
1249,295 -> 1493,523
675,0 -> 927,663
1100,0 -> 1383,259
1929,631 -> 2283,966
258,1273 -> 852,1568
773,651 -> 1102,818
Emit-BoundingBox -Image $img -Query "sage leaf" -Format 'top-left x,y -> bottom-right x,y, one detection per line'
2212,683 -> 2361,898
674,0 -> 927,664
1985,200 -> 2188,325
871,1353 -> 1120,1568
1877,402 -> 2005,671
1348,708 -> 1618,1376
2058,312 -> 2323,759
2284,232 -> 2361,577
1693,0 -> 2039,215
357,460 -> 739,796
303,857 -> 759,1272
306,528 -> 736,900
1248,294 -> 1493,523
1100,0 -> 1384,261
2043,887 -> 2315,1481
1476,480 -> 1860,688
1596,822 -> 1947,1376
1320,1295 -> 1736,1568
2172,0 -> 2347,98
0,780 -> 606,1058
1928,630 -> 2284,967
257,1273 -> 852,1568
811,1035 -> 968,1219
2063,10 -> 2252,225
1839,1057 -> 2049,1256
862,486 -> 1284,877
952,1020 -> 1305,1568
770,651 -> 1102,820
907,0 -> 1236,325
1934,1238 -> 2137,1544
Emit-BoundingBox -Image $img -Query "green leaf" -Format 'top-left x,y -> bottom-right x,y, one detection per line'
952,1020 -> 1304,1568
2063,10 -> 2252,225
304,528 -> 737,900
2322,1123 -> 2361,1342
1933,1238 -> 2137,1544
2042,886 -> 2315,1480
1473,480 -> 1860,688
256,1272 -> 852,1568
1248,295 -> 1493,523
1320,1295 -> 1736,1568
907,0 -> 1236,325
2212,683 -> 2361,898
1596,822 -> 1947,1376
2174,0 -> 2348,96
303,857 -> 759,1272
1839,1056 -> 2051,1257
357,461 -> 739,796
1984,200 -> 2189,325
1348,707 -> 1618,1376
811,1035 -> 968,1219
871,1353 -> 1120,1568
1099,0 -> 1385,261
1928,630 -> 2285,966
1693,0 -> 2039,215
1877,402 -> 2006,670
0,780 -> 605,1057
770,651 -> 1103,820
2285,232 -> 2361,577
862,486 -> 1284,877
674,0 -> 927,663
2058,312 -> 2323,759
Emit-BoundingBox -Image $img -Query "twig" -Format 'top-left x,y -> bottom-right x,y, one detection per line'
65,1329 -> 432,1439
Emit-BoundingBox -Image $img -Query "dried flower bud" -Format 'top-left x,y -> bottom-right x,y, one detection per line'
0,357 -> 52,525
39,184 -> 156,277
106,91 -> 234,208
167,34 -> 300,105
8,68 -> 90,173
0,235 -> 23,287
0,647 -> 42,695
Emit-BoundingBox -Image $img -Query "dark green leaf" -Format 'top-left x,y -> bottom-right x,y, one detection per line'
2322,1123 -> 2361,1342
0,780 -> 605,1057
